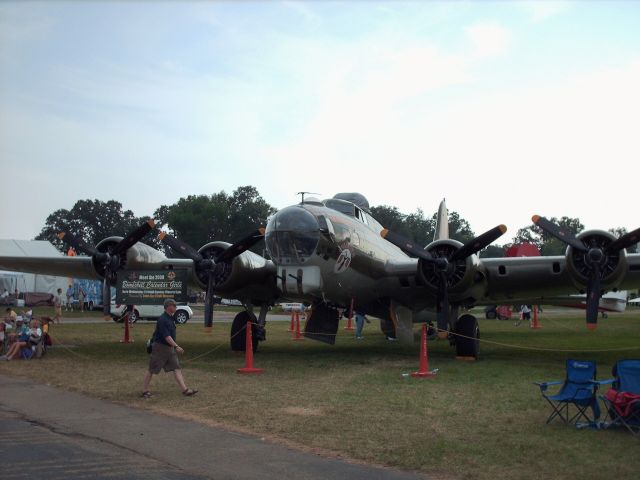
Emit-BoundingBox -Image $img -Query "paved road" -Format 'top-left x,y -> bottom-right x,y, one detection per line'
0,374 -> 425,480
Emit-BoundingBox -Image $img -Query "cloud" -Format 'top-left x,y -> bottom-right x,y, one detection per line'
519,1 -> 572,23
465,23 -> 512,59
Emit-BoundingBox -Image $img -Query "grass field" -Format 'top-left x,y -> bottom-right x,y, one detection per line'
2,309 -> 640,480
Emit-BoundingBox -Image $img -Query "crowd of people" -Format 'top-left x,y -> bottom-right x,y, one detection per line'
0,307 -> 50,361
63,285 -> 87,312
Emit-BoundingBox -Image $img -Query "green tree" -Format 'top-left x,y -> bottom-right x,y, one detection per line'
155,186 -> 276,256
508,216 -> 584,256
369,206 -> 410,238
36,199 -> 159,253
370,205 -> 475,247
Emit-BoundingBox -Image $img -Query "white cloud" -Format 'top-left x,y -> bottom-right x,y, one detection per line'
264,53 -> 640,237
465,23 -> 512,59
519,1 -> 572,23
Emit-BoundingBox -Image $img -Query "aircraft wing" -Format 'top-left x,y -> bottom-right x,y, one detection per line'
480,254 -> 640,304
0,255 -> 99,279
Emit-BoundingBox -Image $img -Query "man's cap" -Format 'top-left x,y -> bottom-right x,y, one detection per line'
163,298 -> 177,308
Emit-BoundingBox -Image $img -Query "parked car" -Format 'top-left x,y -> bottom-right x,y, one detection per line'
110,303 -> 193,324
279,302 -> 306,312
220,298 -> 242,306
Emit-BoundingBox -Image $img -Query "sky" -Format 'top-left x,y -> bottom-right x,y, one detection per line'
1,1 -> 639,244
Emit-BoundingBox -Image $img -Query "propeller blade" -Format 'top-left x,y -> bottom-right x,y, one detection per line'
218,228 -> 266,263
532,215 -> 587,252
451,225 -> 507,262
203,272 -> 216,328
605,226 -> 640,253
158,231 -> 204,263
585,265 -> 601,331
381,229 -> 438,264
102,275 -> 111,318
57,231 -> 98,257
113,219 -> 155,255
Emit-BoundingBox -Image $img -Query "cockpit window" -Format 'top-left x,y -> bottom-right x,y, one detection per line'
323,199 -> 355,217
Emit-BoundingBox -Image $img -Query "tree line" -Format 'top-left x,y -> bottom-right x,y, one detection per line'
36,186 -> 636,257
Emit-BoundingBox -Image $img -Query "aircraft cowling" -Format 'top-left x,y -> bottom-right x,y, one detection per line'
565,229 -> 628,292
195,241 -> 277,295
94,236 -> 167,282
418,239 -> 479,297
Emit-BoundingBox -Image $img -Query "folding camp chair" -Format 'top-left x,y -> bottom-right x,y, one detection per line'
600,359 -> 640,435
534,359 -> 601,426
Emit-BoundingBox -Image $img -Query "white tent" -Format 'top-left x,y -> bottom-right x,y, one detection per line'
0,239 -> 70,295
629,297 -> 640,304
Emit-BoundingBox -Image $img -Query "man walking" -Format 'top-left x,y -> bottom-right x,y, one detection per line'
54,288 -> 64,324
141,298 -> 197,398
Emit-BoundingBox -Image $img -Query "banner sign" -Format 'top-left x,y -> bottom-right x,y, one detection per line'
116,270 -> 188,305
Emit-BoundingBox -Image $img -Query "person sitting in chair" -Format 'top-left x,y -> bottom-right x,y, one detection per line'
1,318 -> 32,360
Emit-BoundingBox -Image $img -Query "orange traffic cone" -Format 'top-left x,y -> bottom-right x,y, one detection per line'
531,306 -> 541,329
288,311 -> 295,332
237,320 -> 263,374
411,324 -> 437,378
292,312 -> 305,341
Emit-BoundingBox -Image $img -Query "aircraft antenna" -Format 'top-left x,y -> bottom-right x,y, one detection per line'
297,192 -> 320,204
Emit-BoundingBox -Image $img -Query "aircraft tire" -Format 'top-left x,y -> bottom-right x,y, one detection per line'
230,311 -> 259,352
454,314 -> 480,359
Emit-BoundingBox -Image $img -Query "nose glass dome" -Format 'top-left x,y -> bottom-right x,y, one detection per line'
266,207 -> 320,264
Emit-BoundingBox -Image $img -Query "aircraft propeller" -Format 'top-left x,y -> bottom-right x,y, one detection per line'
381,225 -> 507,332
57,219 -> 156,318
532,216 -> 640,330
158,229 -> 265,328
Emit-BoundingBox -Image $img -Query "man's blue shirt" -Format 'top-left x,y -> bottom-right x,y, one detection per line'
153,312 -> 176,346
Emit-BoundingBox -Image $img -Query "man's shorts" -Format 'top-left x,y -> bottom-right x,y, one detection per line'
149,342 -> 180,374
523,312 -> 531,320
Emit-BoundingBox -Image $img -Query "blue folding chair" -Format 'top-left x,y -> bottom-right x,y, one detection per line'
535,359 -> 601,426
600,359 -> 640,435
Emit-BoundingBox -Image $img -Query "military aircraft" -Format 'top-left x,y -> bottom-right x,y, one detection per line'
1,193 -> 639,359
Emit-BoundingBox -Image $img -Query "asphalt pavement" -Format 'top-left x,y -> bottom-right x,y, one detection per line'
0,374 -> 424,480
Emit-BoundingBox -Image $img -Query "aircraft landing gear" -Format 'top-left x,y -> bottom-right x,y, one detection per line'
453,314 -> 480,359
230,311 -> 260,352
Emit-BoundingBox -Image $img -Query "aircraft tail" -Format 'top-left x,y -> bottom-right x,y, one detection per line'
434,198 -> 449,241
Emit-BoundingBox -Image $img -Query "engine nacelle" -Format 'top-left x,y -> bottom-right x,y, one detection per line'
565,229 -> 628,292
196,241 -> 277,300
94,236 -> 167,280
418,239 -> 480,297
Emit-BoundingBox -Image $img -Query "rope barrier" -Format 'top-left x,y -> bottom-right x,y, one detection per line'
20,313 -> 640,365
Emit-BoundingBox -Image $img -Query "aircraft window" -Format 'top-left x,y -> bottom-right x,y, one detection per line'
324,199 -> 355,217
265,206 -> 320,264
355,208 -> 368,225
266,231 -> 318,263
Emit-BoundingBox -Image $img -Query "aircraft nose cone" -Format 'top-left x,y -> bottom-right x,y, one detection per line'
268,206 -> 319,232
265,207 -> 320,263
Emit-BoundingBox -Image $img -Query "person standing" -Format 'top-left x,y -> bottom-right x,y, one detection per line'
54,288 -> 64,324
65,285 -> 74,311
517,305 -> 531,327
354,310 -> 369,339
78,287 -> 86,312
141,298 -> 197,398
